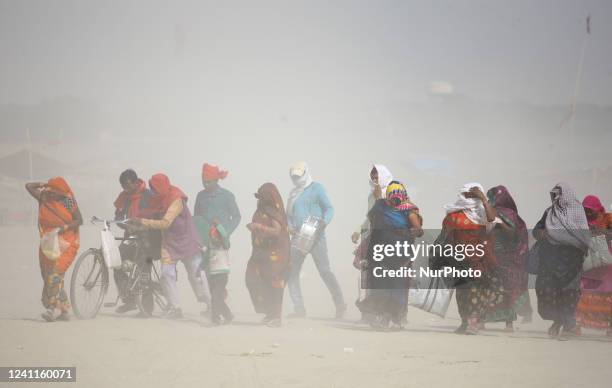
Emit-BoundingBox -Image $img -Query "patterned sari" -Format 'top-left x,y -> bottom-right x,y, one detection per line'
484,186 -> 531,323
245,183 -> 290,320
443,211 -> 503,322
577,196 -> 612,332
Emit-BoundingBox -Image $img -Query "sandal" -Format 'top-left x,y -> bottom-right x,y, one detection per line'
464,318 -> 480,335
454,321 -> 468,334
558,326 -> 581,341
266,318 -> 282,328
548,322 -> 562,338
41,309 -> 56,322
56,311 -> 70,321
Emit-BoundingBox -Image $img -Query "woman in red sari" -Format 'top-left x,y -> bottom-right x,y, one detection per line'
26,177 -> 82,322
577,195 -> 612,337
483,185 -> 531,331
442,183 -> 501,335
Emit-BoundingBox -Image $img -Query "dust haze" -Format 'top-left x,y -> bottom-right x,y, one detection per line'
1,1 -> 611,387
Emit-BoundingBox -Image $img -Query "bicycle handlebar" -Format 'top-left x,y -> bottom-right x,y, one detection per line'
91,216 -> 128,226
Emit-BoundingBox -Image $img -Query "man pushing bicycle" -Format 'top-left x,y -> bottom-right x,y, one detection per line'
112,169 -> 162,314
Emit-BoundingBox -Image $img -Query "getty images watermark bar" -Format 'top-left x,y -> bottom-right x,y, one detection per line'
0,367 -> 76,383
355,228 -> 597,289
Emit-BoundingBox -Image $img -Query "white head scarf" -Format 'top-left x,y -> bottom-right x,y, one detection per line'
287,161 -> 313,215
444,182 -> 490,226
371,164 -> 393,198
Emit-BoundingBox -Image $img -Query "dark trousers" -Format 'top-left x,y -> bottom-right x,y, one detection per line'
114,243 -> 135,304
209,273 -> 232,321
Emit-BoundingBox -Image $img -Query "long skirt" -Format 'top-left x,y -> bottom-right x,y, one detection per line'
535,244 -> 583,329
536,286 -> 581,327
577,264 -> 612,330
483,247 -> 529,323
356,288 -> 407,324
484,291 -> 533,323
576,291 -> 612,330
245,259 -> 285,319
456,272 -> 504,321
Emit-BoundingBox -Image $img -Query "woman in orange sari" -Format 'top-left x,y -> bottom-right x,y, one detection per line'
26,177 -> 82,322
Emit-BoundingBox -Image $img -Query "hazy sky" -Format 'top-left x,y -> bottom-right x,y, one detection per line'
1,0 -> 611,259
1,0 -> 611,110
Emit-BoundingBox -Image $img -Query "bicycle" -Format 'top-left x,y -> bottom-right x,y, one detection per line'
69,216 -> 169,319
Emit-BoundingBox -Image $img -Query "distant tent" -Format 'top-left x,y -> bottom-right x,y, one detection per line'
0,149 -> 65,180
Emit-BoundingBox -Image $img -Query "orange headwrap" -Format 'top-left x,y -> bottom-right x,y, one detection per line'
39,177 -> 76,231
202,163 -> 228,181
46,177 -> 74,198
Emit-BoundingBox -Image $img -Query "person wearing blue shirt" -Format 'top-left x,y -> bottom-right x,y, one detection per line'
193,163 -> 241,323
286,161 -> 346,319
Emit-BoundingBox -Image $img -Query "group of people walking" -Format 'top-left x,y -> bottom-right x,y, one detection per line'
26,161 -> 346,327
352,165 -> 611,339
26,162 -> 611,340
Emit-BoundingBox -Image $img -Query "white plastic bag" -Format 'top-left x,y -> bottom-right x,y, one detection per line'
583,234 -> 612,272
208,248 -> 230,274
40,228 -> 61,260
101,229 -> 122,269
409,277 -> 454,318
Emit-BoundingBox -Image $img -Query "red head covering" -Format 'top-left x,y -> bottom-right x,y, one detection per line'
583,195 -> 605,213
148,173 -> 187,211
113,179 -> 155,218
488,185 -> 518,213
202,163 -> 228,181
582,195 -> 605,226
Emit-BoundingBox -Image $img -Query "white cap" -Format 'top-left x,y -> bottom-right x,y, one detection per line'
290,161 -> 308,177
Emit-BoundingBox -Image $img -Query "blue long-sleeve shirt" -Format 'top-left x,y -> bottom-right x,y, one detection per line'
193,187 -> 241,246
287,182 -> 334,232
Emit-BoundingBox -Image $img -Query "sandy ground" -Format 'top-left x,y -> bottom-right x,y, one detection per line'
1,226 -> 611,388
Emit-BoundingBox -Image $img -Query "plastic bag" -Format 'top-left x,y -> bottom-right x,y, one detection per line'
208,248 -> 230,274
408,277 -> 454,318
101,229 -> 122,269
583,234 -> 612,272
40,228 -> 61,260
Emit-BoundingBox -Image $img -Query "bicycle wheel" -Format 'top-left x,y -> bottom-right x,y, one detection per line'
70,248 -> 109,319
135,259 -> 169,317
